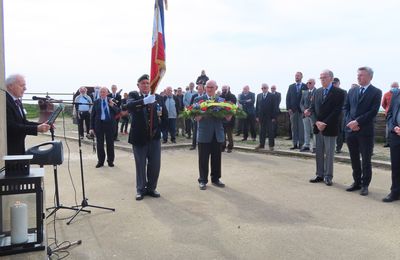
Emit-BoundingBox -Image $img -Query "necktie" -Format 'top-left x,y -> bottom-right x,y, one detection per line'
102,99 -> 110,120
263,93 -> 266,99
323,88 -> 328,99
360,87 -> 365,96
15,99 -> 23,116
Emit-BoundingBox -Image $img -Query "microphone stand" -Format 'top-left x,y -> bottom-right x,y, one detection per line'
49,99 -> 115,225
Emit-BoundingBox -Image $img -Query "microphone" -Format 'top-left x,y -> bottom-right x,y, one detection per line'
32,96 -> 50,101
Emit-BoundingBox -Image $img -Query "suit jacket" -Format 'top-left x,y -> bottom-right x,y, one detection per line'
127,92 -> 167,146
286,83 -> 307,112
344,84 -> 382,137
194,95 -> 225,143
387,92 -> 400,145
272,92 -> 281,114
90,97 -> 120,131
300,88 -> 316,121
238,92 -> 256,115
255,92 -> 278,119
108,92 -> 122,107
6,92 -> 39,155
309,86 -> 345,136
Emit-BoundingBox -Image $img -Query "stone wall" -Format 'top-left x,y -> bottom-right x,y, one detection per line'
275,111 -> 387,142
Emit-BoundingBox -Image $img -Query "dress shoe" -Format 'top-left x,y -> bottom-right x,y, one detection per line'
136,193 -> 144,201
289,145 -> 298,150
171,140 -> 176,144
311,148 -> 316,154
309,176 -> 324,183
346,183 -> 361,192
255,145 -> 265,150
335,149 -> 342,154
199,183 -> 207,190
108,162 -> 114,167
241,138 -> 248,141
285,137 -> 292,140
95,163 -> 104,168
235,133 -> 241,136
383,144 -> 390,148
300,147 -> 310,152
324,178 -> 333,186
212,180 -> 225,188
360,187 -> 369,196
147,190 -> 161,198
227,149 -> 232,153
189,146 -> 196,150
382,193 -> 400,202
114,138 -> 120,142
162,140 -> 168,144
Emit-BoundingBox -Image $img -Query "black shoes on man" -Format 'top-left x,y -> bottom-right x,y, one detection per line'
136,190 -> 161,201
346,183 -> 369,196
199,180 -> 225,190
309,176 -> 332,186
382,193 -> 400,202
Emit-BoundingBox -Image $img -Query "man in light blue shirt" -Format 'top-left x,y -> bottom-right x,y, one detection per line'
74,87 -> 93,139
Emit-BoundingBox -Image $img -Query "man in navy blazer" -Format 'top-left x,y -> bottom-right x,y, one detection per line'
6,74 -> 50,155
286,72 -> 308,149
90,87 -> 120,168
255,84 -> 278,150
238,85 -> 256,141
344,67 -> 382,196
195,80 -> 232,190
383,91 -> 400,202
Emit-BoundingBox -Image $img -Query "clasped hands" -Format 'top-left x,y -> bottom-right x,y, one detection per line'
195,115 -> 233,122
346,120 -> 360,132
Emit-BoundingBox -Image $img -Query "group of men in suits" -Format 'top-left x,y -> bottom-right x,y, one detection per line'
304,67 -> 399,203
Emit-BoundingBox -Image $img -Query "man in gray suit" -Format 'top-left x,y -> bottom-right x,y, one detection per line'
306,70 -> 345,186
300,78 -> 316,152
195,80 -> 232,190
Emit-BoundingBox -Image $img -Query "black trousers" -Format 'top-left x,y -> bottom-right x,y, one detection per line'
346,133 -> 374,187
198,136 -> 222,184
96,121 -> 115,164
192,120 -> 198,148
259,116 -> 275,147
185,119 -> 192,137
243,113 -> 256,139
78,111 -> 91,137
389,133 -> 400,195
113,118 -> 120,139
120,116 -> 129,133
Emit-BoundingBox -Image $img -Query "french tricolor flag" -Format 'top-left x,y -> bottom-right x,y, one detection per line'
150,0 -> 167,93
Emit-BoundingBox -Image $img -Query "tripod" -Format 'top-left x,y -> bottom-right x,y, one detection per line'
66,105 -> 115,225
46,124 -> 86,218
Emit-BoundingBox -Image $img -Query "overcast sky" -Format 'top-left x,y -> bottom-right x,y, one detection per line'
4,0 -> 400,102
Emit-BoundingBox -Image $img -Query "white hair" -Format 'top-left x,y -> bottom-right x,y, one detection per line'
5,74 -> 24,86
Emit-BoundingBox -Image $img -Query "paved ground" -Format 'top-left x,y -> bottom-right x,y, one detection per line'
5,133 -> 399,260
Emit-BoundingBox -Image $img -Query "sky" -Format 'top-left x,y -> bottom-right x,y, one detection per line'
3,0 -> 400,104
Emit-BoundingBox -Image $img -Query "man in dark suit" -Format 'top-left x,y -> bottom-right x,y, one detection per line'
220,85 -> 237,153
6,74 -> 51,155
255,84 -> 278,150
108,85 -> 122,141
286,72 -> 308,149
383,91 -> 400,202
270,85 -> 281,137
189,84 -> 205,150
195,80 -> 232,190
238,85 -> 256,141
90,87 -> 120,168
307,70 -> 345,186
126,74 -> 167,201
344,67 -> 382,196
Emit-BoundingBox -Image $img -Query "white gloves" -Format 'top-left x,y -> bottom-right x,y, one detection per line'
143,94 -> 156,105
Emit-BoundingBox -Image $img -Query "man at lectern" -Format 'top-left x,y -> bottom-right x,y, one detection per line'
5,74 -> 51,155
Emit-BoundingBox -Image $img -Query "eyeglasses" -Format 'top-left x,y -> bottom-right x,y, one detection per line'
307,82 -> 312,84
261,87 -> 267,89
